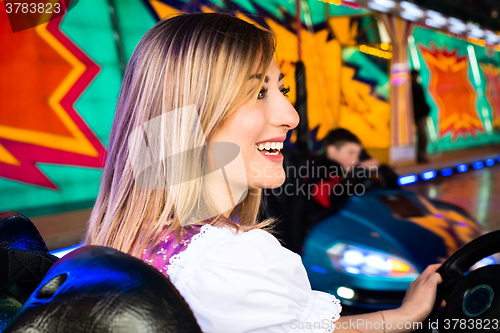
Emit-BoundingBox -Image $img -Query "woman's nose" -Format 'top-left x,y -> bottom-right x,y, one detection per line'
272,95 -> 300,130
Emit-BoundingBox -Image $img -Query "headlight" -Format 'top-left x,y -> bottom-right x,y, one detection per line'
327,243 -> 419,278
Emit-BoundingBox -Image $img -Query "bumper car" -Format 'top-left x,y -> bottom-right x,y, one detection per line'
0,211 -> 498,332
302,187 -> 491,312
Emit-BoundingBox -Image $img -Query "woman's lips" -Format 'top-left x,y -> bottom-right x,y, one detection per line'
255,135 -> 286,145
257,149 -> 283,162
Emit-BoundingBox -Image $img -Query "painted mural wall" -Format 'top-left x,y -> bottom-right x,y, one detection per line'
339,47 -> 390,150
0,0 -> 156,216
410,26 -> 500,153
1,0 -> 499,217
0,0 -> 386,216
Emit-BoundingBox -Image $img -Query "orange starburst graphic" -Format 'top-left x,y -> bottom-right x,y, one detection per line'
420,44 -> 484,141
481,63 -> 500,129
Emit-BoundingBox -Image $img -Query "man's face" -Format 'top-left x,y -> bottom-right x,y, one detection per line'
325,142 -> 362,171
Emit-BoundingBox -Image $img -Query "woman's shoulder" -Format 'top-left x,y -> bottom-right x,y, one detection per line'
182,224 -> 295,264
210,226 -> 298,265
168,224 -> 299,283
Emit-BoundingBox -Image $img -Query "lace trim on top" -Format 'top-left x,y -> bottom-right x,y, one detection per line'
324,295 -> 342,332
295,291 -> 342,333
167,224 -> 232,285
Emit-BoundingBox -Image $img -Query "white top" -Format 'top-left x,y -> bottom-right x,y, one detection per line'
167,224 -> 342,333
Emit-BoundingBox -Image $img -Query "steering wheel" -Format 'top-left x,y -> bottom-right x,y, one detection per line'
416,230 -> 500,333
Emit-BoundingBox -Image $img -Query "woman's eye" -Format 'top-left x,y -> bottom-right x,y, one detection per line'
257,88 -> 268,100
281,86 -> 291,97
257,86 -> 291,100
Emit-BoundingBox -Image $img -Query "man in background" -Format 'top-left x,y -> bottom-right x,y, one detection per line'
411,70 -> 431,163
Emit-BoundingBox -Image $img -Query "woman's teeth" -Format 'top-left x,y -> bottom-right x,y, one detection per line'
255,142 -> 283,155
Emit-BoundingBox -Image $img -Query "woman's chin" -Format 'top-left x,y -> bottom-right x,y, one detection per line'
256,177 -> 286,189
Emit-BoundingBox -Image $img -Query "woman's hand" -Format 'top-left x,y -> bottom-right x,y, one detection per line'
338,264 -> 443,333
397,264 -> 443,323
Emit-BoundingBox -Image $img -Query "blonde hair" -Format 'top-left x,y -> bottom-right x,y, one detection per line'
85,13 -> 277,257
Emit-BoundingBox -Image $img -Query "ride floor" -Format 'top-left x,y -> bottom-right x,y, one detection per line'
405,163 -> 500,231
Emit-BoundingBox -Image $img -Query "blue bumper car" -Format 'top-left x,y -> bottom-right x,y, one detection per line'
302,188 -> 490,311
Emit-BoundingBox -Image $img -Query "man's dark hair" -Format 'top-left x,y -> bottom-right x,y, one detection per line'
323,128 -> 362,150
410,69 -> 420,79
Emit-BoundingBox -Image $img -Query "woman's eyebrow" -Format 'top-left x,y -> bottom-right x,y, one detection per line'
248,73 -> 285,82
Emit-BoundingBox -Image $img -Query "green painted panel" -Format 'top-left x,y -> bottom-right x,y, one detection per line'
411,27 -> 500,153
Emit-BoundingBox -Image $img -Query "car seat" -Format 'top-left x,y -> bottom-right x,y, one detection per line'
0,212 -> 202,333
0,211 -> 59,331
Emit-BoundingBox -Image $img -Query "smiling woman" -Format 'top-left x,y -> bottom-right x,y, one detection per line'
84,12 -> 442,333
209,60 -> 299,190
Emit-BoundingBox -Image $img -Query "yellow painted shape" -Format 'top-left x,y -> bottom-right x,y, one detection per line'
200,5 -> 215,13
327,17 -> 358,47
266,19 -> 342,139
150,0 -> 178,19
236,12 -> 267,31
0,144 -> 20,166
337,66 -> 390,148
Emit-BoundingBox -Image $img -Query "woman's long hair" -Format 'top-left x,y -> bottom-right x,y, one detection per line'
85,13 -> 277,257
